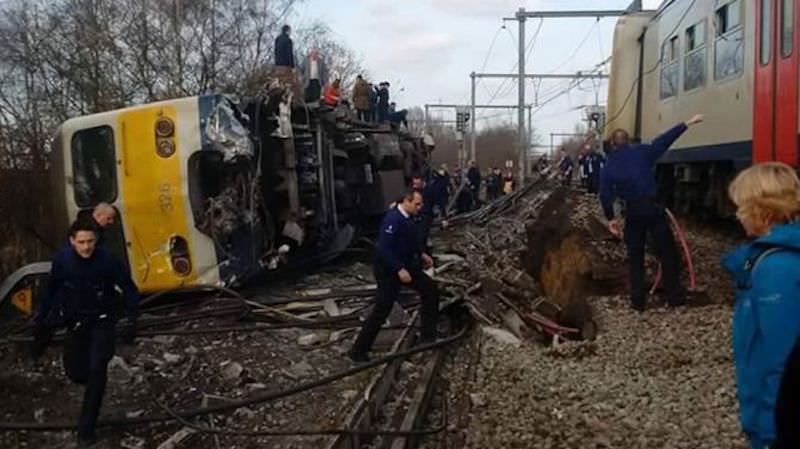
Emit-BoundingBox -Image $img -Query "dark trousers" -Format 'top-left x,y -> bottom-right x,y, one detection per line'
352,266 -> 439,355
377,105 -> 389,123
357,109 -> 370,121
305,79 -> 321,103
775,338 -> 800,449
587,172 -> 600,193
63,320 -> 115,439
623,201 -> 683,308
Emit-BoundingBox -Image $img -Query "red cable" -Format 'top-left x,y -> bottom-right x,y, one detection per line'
665,208 -> 696,291
648,209 -> 696,294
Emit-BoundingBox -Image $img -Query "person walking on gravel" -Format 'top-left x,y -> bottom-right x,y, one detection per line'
349,190 -> 439,362
598,114 -> 704,312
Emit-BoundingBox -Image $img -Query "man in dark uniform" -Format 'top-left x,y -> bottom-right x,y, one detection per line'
32,219 -> 139,446
599,114 -> 703,312
274,24 -> 294,68
486,167 -> 502,200
349,190 -> 438,362
466,160 -> 482,209
586,146 -> 606,194
557,148 -> 574,186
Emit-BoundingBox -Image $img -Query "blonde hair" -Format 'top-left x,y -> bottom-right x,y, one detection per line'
728,162 -> 800,232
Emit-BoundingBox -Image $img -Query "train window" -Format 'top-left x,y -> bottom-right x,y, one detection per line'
684,20 -> 707,91
715,1 -> 742,36
714,1 -> 744,80
669,36 -> 679,61
782,0 -> 793,57
686,21 -> 706,52
71,126 -> 117,208
761,0 -> 773,65
660,61 -> 679,99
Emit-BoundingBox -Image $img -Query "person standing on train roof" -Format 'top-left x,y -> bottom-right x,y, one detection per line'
599,114 -> 704,312
352,75 -> 372,121
32,218 -> 139,447
274,24 -> 294,68
348,190 -> 439,362
722,162 -> 800,449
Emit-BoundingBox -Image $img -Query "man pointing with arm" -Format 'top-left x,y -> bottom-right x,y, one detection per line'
599,114 -> 704,312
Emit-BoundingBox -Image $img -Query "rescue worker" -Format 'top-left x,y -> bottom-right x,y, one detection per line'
722,162 -> 800,449
322,78 -> 341,107
274,24 -> 294,68
349,190 -> 439,362
557,148 -> 574,186
599,114 -> 704,312
32,219 -> 139,446
586,146 -> 605,194
352,75 -> 372,121
486,167 -> 502,200
578,146 -> 590,189
466,160 -> 482,210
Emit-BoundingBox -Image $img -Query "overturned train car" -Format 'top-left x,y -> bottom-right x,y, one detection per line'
7,83 -> 431,300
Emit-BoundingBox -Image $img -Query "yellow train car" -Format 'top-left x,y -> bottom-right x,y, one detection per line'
50,96 -> 221,293
2,90 -> 429,308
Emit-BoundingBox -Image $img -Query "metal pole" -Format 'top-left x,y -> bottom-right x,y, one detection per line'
517,8 -> 526,186
527,105 -> 532,169
424,104 -> 429,132
470,72 -> 477,163
550,133 -> 554,156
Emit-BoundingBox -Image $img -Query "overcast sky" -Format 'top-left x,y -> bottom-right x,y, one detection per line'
297,0 -> 662,151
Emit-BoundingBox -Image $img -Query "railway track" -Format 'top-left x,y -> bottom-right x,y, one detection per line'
0,272 -> 466,449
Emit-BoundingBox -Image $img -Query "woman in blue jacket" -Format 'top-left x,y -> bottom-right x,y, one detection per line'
723,162 -> 800,449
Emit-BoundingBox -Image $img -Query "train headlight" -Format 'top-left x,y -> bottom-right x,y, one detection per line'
155,117 -> 175,138
169,236 -> 192,276
157,139 -> 175,158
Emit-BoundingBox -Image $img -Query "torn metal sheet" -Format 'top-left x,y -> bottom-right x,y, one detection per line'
205,97 -> 254,162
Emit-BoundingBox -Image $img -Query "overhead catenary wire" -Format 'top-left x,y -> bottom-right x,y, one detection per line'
483,18 -> 544,105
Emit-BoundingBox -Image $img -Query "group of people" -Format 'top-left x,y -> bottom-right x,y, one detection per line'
556,143 -> 605,193
450,161 -> 516,213
274,25 -> 407,128
599,113 -> 799,448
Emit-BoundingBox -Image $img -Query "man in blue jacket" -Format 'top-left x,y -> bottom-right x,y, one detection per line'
33,219 -> 139,446
349,190 -> 438,362
599,114 -> 703,311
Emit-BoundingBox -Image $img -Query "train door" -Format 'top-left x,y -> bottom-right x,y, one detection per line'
754,0 -> 799,164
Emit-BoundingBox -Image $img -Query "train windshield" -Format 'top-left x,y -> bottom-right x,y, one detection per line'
71,126 -> 117,207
